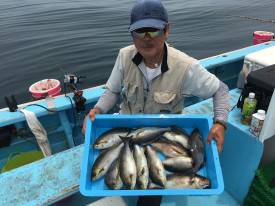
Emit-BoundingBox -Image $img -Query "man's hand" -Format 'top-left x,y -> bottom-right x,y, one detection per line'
82,107 -> 101,135
207,123 -> 225,153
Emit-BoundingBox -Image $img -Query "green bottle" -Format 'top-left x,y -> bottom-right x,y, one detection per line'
241,92 -> 257,125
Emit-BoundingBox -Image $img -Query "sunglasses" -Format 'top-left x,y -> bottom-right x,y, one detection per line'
132,28 -> 164,39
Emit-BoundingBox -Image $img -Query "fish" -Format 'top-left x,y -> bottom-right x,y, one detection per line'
93,127 -> 131,150
162,156 -> 193,173
189,128 -> 205,173
166,174 -> 211,189
133,145 -> 149,189
91,143 -> 124,181
120,142 -> 137,189
147,181 -> 164,189
162,127 -> 190,150
104,159 -> 123,190
128,127 -> 170,144
151,140 -> 189,158
145,145 -> 166,187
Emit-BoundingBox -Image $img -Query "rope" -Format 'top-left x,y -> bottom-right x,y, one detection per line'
227,15 -> 275,24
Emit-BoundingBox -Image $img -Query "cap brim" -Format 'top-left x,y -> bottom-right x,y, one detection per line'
129,19 -> 167,32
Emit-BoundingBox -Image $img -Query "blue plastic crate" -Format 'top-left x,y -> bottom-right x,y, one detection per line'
80,114 -> 224,196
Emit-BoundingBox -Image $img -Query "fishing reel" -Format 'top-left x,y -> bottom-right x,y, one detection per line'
64,74 -> 85,85
63,74 -> 86,113
73,90 -> 86,113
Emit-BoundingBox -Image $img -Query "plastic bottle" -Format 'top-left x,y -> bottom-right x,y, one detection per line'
241,92 -> 257,125
250,110 -> 265,137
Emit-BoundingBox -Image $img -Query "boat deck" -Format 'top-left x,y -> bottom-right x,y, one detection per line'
0,88 -> 264,206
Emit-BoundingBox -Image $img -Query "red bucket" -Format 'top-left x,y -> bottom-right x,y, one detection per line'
253,31 -> 274,45
29,79 -> 61,100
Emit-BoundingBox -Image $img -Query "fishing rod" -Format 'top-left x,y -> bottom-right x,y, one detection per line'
227,15 -> 275,24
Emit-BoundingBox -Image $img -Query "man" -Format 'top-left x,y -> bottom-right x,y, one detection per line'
83,0 -> 229,205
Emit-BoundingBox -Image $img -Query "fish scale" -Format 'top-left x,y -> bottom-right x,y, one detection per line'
91,143 -> 124,181
162,128 -> 191,150
120,142 -> 137,189
104,159 -> 123,190
129,127 -> 171,144
145,145 -> 166,187
133,144 -> 149,189
93,128 -> 131,150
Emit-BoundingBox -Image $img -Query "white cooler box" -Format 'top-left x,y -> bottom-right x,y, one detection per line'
237,46 -> 275,88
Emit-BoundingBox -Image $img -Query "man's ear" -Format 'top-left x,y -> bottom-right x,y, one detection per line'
164,23 -> 170,39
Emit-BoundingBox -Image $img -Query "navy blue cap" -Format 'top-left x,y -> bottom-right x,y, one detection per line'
129,0 -> 168,32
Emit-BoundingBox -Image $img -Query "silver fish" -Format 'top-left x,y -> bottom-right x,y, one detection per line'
166,174 -> 210,189
189,128 -> 205,173
151,140 -> 189,158
91,143 -> 124,181
162,156 -> 193,173
147,181 -> 164,189
128,127 -> 170,144
133,145 -> 149,189
104,159 -> 123,190
162,127 -> 190,150
120,142 -> 137,189
145,145 -> 166,187
94,127 -> 130,150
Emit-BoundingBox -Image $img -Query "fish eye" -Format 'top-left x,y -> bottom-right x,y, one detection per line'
140,168 -> 145,176
98,168 -> 105,175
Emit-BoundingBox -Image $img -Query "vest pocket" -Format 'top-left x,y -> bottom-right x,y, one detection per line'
153,91 -> 181,113
154,92 -> 176,104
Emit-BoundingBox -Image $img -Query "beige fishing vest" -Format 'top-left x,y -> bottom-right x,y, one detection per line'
120,44 -> 196,114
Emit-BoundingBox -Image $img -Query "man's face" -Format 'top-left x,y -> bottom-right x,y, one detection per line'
132,26 -> 169,60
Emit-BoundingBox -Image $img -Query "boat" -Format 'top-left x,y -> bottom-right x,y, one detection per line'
0,40 -> 275,206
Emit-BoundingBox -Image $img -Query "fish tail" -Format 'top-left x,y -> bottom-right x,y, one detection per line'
119,135 -> 132,141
